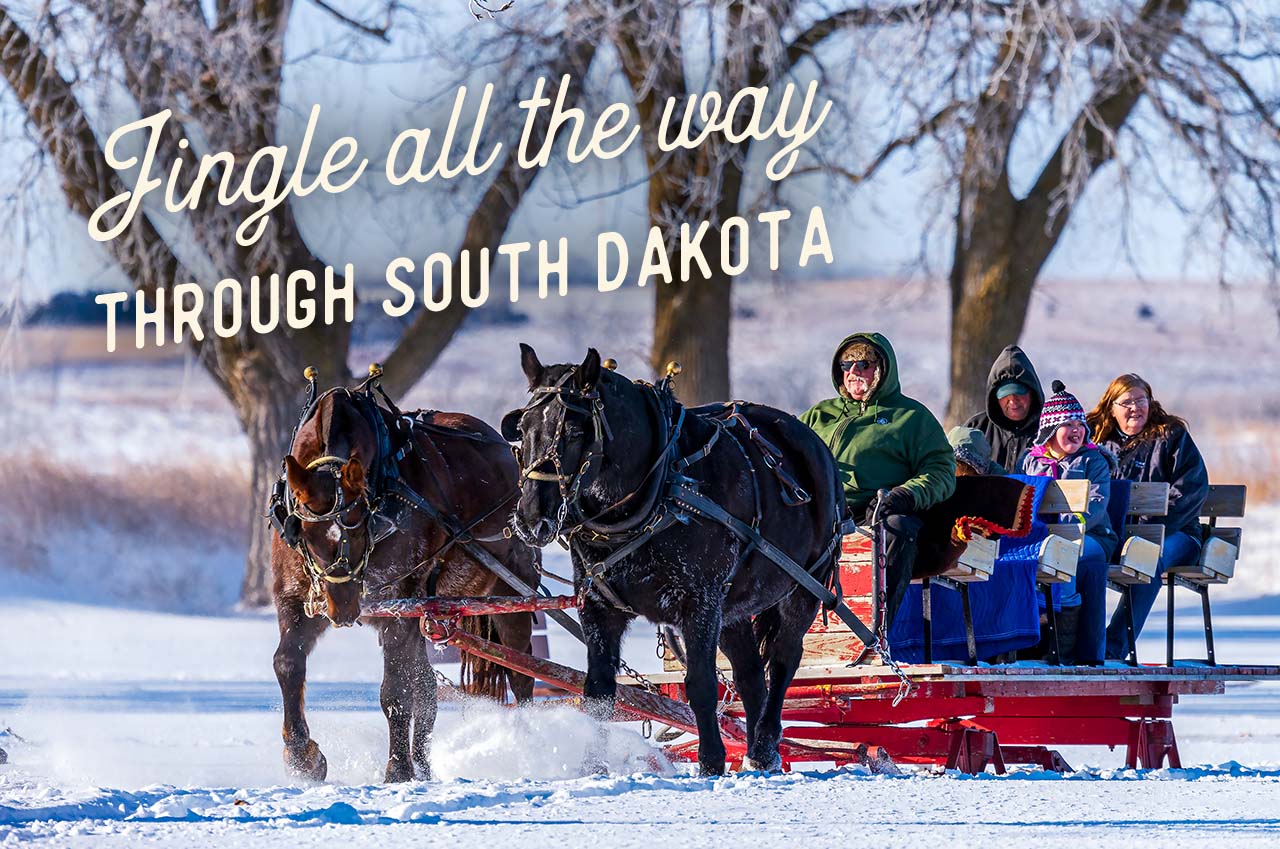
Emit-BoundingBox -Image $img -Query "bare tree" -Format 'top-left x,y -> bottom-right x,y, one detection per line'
0,1 -> 596,604
610,1 -> 824,405
515,0 -> 1277,415
791,0 -> 1279,422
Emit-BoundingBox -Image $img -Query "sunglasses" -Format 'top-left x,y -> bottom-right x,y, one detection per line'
840,359 -> 877,373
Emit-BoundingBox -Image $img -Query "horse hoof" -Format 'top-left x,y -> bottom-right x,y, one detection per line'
697,760 -> 726,777
385,760 -> 415,783
742,753 -> 783,774
285,740 -> 328,782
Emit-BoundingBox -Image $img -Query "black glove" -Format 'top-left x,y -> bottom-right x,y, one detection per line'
878,486 -> 915,517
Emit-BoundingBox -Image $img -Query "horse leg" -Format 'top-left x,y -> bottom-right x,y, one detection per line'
409,626 -> 437,779
580,602 -> 630,774
378,617 -> 424,782
748,592 -> 817,772
273,600 -> 330,781
718,617 -> 766,759
681,606 -> 728,777
491,611 -> 536,703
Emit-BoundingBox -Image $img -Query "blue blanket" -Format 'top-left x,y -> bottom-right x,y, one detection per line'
888,475 -> 1055,663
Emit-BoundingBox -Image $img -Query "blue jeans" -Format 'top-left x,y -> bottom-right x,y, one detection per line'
1105,530 -> 1202,660
1062,536 -> 1108,665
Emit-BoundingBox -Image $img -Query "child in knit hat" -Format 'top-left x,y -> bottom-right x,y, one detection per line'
1019,381 -> 1119,666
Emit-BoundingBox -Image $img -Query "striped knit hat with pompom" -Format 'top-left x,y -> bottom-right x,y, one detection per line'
1035,380 -> 1090,444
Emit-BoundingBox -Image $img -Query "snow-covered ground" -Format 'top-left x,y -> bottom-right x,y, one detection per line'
3,584 -> 1280,847
3,276 -> 1280,845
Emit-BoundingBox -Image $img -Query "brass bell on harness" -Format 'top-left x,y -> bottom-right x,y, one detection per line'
368,362 -> 384,378
665,361 -> 682,378
602,358 -> 618,371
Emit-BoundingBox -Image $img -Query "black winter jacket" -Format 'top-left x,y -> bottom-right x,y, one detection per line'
1099,423 -> 1209,544
964,345 -> 1044,471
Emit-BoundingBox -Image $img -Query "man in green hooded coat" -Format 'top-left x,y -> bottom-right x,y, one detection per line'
800,332 -> 956,625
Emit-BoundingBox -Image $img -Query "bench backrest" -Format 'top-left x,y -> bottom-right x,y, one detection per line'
1039,479 -> 1089,514
1202,484 -> 1246,520
1036,479 -> 1170,517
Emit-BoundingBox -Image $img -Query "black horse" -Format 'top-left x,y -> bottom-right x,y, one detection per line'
506,345 -> 843,775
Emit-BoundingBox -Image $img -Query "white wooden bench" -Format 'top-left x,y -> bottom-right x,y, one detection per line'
1042,480 -> 1168,665
912,534 -> 999,666
1163,484 -> 1246,666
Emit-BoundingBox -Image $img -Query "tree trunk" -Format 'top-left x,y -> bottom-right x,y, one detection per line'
648,156 -> 744,406
652,264 -> 732,405
943,162 -> 1030,427
232,363 -> 307,607
945,245 -> 1037,427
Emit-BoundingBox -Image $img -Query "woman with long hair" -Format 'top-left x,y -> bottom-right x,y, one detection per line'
1086,374 -> 1209,661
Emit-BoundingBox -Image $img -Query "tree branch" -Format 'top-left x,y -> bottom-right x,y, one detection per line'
797,101 -> 962,186
379,39 -> 599,399
0,7 -> 239,387
1015,0 -> 1193,274
307,0 -> 393,42
784,0 -> 992,69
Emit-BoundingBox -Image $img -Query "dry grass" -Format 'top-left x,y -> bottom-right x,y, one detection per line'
3,326 -> 182,369
0,455 -> 248,576
1198,421 -> 1280,504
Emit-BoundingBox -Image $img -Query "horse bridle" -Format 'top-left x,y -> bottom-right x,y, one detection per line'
509,369 -> 686,544
511,369 -> 614,536
268,372 -> 404,591
284,454 -> 382,586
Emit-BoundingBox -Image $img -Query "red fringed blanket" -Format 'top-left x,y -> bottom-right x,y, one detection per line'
913,476 -> 1035,579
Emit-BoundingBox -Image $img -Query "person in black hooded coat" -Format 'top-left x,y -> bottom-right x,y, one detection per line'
965,345 -> 1045,471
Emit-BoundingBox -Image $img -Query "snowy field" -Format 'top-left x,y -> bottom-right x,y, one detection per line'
3,587 -> 1280,847
3,276 -> 1280,845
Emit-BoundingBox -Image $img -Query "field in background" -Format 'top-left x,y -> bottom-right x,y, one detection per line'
2,274 -> 1277,610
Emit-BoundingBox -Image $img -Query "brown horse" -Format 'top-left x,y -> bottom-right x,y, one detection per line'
269,374 -> 539,782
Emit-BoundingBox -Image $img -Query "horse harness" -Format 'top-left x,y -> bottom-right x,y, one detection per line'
506,372 -> 877,647
267,368 -> 513,618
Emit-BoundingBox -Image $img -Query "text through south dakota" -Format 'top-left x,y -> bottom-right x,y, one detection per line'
383,206 -> 833,314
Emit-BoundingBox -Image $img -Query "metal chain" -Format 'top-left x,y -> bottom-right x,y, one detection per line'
618,656 -> 659,694
433,663 -> 460,692
876,637 -> 913,707
871,521 -> 913,706
652,628 -> 737,717
715,667 -> 738,718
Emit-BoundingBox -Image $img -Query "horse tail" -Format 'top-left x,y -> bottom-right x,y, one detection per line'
458,614 -> 513,701
754,603 -> 783,659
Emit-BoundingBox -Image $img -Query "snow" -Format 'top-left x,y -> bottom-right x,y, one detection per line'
3,591 -> 1280,846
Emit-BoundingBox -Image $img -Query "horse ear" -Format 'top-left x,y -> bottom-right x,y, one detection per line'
520,342 -> 544,388
340,456 -> 367,496
577,348 -> 601,392
285,455 -> 325,509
